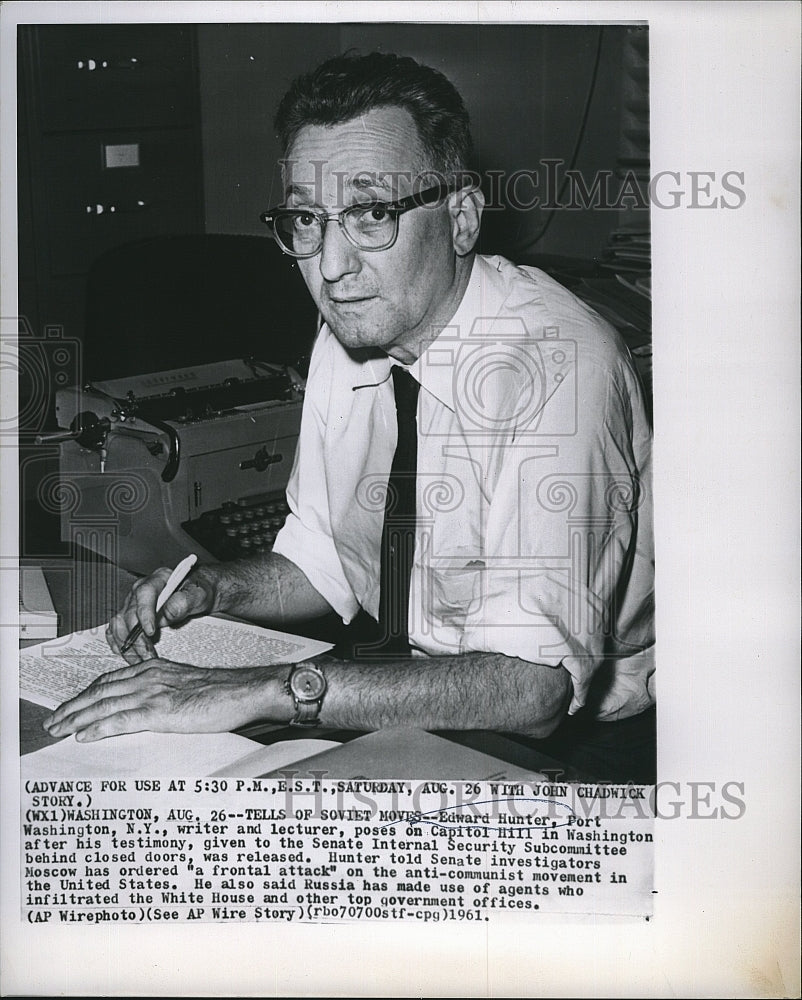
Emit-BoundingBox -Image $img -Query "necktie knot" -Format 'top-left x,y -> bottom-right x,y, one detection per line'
391,366 -> 419,419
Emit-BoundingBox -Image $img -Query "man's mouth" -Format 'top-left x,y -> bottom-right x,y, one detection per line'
328,294 -> 376,304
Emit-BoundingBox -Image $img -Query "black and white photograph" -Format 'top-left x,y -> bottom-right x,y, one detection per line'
14,17 -> 655,781
1,2 -> 799,997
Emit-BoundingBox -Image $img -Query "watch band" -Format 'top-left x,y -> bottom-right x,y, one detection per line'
291,699 -> 322,727
285,663 -> 327,728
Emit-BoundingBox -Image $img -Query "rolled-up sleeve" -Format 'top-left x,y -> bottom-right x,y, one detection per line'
272,333 -> 361,623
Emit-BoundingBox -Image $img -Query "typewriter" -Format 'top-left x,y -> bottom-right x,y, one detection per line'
45,358 -> 305,575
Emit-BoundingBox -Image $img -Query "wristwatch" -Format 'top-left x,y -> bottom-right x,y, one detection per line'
285,662 -> 328,727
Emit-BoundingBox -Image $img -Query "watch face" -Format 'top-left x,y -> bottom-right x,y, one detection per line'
291,666 -> 326,701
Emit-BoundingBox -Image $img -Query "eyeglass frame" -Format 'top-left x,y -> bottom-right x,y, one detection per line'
260,182 -> 454,259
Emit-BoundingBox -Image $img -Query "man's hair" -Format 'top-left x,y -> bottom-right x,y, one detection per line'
274,51 -> 473,178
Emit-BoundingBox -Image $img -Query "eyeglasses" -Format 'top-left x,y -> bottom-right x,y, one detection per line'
260,183 -> 451,259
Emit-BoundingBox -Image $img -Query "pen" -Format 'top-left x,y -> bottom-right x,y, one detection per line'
119,553 -> 198,654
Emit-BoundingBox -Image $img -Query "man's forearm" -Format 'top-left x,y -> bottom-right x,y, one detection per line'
44,647 -> 571,742
191,555 -> 571,734
198,551 -> 334,625
293,652 -> 571,738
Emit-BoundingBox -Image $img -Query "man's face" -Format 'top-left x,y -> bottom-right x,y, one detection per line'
283,106 -> 460,360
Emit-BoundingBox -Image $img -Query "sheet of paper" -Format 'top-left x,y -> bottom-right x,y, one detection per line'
20,731 -> 262,779
260,728 -> 548,780
209,738 -> 342,778
18,616 -> 333,710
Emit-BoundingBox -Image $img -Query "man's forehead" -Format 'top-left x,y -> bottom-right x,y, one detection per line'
284,171 -> 393,200
281,107 -> 425,197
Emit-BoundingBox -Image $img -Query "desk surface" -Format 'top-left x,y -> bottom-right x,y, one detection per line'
19,555 -> 574,778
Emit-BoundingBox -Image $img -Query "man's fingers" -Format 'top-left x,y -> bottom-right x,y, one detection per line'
105,623 -> 155,663
41,658 -> 268,741
105,567 -> 172,654
160,587 -> 199,624
132,571 -> 171,636
121,632 -> 157,665
105,623 -> 122,655
75,707 -> 152,743
161,578 -> 214,624
43,662 -> 150,731
107,608 -> 135,651
104,571 -> 212,659
47,692 -> 145,739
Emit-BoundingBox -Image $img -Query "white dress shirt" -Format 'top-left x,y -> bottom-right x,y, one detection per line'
273,254 -> 655,722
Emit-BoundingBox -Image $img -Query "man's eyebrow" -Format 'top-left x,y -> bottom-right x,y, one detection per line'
350,174 -> 393,195
283,174 -> 395,207
284,183 -> 321,206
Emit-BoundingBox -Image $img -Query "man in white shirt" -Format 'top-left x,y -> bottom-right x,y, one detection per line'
44,53 -> 655,780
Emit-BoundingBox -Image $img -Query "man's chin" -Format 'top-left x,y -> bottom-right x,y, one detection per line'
323,310 -> 389,352
327,324 -> 390,356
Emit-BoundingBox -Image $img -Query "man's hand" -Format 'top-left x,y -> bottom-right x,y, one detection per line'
106,567 -> 218,663
42,659 -> 283,742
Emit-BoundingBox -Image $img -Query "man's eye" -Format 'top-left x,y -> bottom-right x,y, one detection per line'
352,204 -> 390,226
295,212 -> 317,228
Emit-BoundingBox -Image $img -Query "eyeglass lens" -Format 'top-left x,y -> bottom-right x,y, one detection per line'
274,203 -> 397,256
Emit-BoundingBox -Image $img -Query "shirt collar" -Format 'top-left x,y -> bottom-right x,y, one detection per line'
340,254 -> 505,410
409,254 -> 501,412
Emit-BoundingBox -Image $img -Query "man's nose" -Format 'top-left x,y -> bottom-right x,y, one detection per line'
318,218 -> 360,283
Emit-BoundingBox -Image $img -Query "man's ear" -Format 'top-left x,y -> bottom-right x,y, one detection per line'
448,184 -> 485,256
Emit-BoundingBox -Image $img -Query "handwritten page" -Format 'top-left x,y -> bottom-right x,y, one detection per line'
19,616 -> 332,710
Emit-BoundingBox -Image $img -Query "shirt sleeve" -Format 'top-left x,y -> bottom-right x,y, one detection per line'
272,329 -> 361,623
459,348 -> 654,719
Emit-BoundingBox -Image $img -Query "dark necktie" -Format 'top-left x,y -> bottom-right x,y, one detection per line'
375,365 -> 420,655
